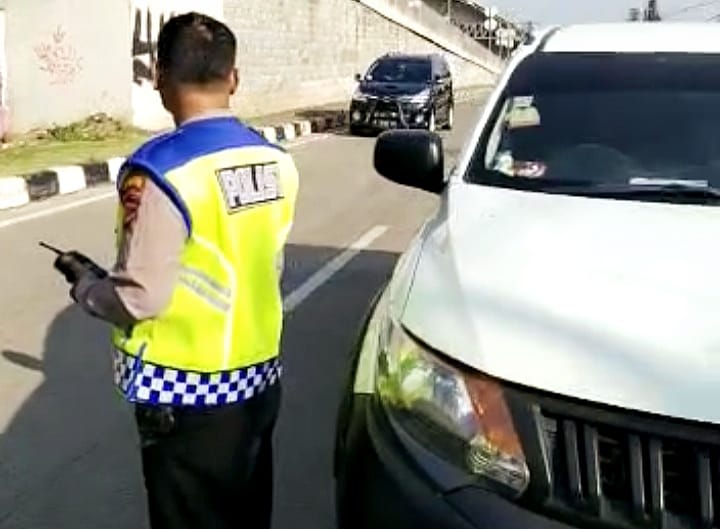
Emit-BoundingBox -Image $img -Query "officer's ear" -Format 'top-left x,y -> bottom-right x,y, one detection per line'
229,68 -> 239,96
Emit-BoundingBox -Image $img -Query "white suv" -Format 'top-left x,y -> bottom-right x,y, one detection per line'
334,22 -> 720,529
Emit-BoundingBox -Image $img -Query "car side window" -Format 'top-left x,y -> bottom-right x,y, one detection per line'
430,58 -> 439,80
437,59 -> 450,79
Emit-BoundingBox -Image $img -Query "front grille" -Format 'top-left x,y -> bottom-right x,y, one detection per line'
373,100 -> 400,112
363,99 -> 419,127
538,409 -> 719,529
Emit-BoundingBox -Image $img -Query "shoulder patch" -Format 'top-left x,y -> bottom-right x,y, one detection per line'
120,172 -> 147,228
216,162 -> 283,212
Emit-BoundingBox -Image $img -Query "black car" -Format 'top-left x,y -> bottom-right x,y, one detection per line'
348,53 -> 454,135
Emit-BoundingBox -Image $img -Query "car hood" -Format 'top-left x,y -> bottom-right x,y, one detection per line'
401,183 -> 720,424
358,81 -> 429,97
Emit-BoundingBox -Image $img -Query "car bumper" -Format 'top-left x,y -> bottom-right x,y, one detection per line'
335,393 -> 579,529
348,99 -> 431,131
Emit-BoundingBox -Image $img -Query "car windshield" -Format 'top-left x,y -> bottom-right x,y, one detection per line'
366,58 -> 431,84
467,52 -> 720,204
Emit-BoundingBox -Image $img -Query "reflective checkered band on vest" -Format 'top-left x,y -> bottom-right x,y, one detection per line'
113,350 -> 282,407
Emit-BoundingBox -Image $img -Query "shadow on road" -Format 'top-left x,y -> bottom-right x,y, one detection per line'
273,244 -> 399,529
0,243 -> 401,529
0,305 -> 146,529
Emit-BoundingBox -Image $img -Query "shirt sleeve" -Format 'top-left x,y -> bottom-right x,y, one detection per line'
73,172 -> 187,326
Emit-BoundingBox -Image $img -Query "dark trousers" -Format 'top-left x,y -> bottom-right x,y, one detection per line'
134,383 -> 282,529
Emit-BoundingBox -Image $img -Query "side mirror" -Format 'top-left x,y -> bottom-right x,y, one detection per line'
374,130 -> 445,194
354,73 -> 362,82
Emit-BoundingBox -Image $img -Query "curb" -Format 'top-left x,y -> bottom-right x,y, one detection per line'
0,112 -> 348,212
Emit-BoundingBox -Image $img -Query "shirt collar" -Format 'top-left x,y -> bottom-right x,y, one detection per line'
179,109 -> 236,126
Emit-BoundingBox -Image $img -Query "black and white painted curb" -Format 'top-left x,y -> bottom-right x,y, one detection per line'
0,158 -> 126,210
0,113 -> 347,212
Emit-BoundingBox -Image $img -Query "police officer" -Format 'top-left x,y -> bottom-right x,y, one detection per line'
52,12 -> 299,529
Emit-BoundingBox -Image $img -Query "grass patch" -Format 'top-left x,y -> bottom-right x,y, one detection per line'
0,106 -> 348,178
0,114 -> 150,178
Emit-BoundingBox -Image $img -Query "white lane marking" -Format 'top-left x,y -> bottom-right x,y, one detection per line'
0,191 -> 117,230
283,225 -> 389,313
0,134 -> 334,231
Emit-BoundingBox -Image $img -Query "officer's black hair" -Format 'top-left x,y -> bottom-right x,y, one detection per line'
156,12 -> 236,85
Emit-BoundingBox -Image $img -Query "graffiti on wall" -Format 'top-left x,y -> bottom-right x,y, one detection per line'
34,26 -> 83,85
132,6 -> 176,85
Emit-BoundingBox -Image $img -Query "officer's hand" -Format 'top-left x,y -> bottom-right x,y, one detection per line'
53,251 -> 108,284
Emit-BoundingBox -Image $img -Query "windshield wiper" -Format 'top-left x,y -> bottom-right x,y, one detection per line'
478,170 -> 720,204
534,181 -> 720,203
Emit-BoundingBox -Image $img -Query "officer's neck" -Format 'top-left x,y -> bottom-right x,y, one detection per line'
172,92 -> 232,127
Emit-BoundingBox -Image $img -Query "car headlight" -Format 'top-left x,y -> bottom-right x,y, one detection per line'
375,317 -> 529,497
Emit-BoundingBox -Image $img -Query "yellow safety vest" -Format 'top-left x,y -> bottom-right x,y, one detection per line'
111,116 -> 299,407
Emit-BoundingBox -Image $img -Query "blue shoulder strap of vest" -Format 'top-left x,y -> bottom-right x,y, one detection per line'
118,117 -> 286,235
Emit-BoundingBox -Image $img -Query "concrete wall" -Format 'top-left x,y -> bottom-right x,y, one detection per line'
4,0 -> 503,134
424,0 -> 485,24
5,0 -> 132,133
225,0 -> 503,119
130,0 -> 223,130
0,9 -> 6,107
0,8 -> 6,139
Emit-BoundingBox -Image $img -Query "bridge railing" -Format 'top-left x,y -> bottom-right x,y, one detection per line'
420,0 -> 528,59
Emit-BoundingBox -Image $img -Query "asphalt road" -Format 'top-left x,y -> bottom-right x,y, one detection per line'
0,100 -> 484,529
